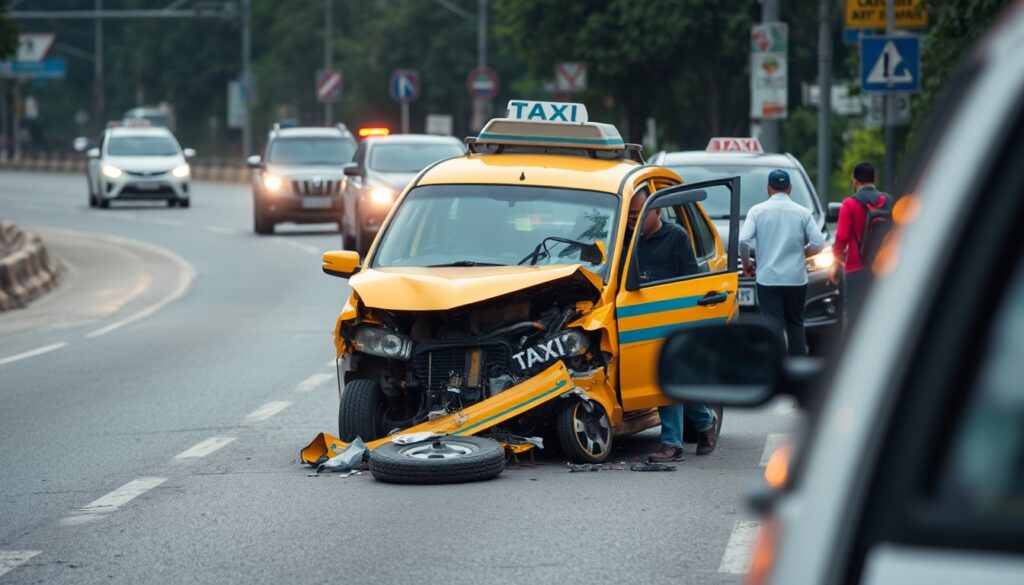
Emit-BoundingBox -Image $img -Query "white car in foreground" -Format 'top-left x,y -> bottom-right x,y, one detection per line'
86,125 -> 195,208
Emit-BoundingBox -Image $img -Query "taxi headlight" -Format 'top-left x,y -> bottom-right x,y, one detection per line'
808,249 -> 834,271
557,329 -> 591,356
263,174 -> 284,192
171,164 -> 190,178
101,164 -> 123,179
352,326 -> 413,361
369,186 -> 395,205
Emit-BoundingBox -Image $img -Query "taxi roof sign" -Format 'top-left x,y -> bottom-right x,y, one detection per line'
474,100 -> 625,151
706,137 -> 763,153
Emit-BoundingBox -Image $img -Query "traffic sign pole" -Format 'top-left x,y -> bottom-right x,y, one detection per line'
885,0 -> 895,191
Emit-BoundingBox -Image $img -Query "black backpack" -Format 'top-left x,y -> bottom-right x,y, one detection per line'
852,192 -> 894,265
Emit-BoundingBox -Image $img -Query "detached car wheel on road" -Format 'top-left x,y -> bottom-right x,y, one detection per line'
301,99 -> 745,477
368,436 -> 506,484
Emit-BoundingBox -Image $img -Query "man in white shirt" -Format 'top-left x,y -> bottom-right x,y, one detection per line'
738,169 -> 825,355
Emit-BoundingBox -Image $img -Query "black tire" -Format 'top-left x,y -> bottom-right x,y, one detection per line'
98,197 -> 110,209
337,379 -> 386,442
88,181 -> 97,208
178,198 -> 191,209
166,198 -> 177,208
683,404 -> 724,444
556,399 -> 613,463
253,206 -> 273,235
369,436 -> 505,485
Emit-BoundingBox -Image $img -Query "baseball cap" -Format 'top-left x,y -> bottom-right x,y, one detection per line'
768,169 -> 791,191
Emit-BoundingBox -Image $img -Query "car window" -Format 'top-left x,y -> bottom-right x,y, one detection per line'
936,254 -> 1024,519
667,164 -> 817,220
373,184 -> 618,276
368,143 -> 465,173
684,202 -> 717,259
106,135 -> 179,156
268,137 -> 356,165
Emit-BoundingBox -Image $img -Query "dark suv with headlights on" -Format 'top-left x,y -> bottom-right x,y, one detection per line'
247,124 -> 357,235
340,133 -> 465,254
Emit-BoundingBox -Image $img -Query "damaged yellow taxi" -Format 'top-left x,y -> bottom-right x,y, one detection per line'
302,100 -> 741,483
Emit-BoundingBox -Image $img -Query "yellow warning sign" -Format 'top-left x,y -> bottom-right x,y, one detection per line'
845,0 -> 928,30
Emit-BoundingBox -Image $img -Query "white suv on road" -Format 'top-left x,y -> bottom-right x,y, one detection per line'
86,125 -> 195,208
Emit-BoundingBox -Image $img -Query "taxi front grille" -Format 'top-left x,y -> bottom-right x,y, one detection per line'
291,179 -> 340,196
412,343 -> 512,395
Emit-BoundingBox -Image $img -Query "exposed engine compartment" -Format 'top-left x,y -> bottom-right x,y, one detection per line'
339,277 -> 604,434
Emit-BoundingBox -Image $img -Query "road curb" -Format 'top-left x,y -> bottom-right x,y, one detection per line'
0,220 -> 62,311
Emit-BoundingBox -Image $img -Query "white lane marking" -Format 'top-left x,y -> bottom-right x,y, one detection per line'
0,551 -> 41,578
295,373 -> 334,393
137,217 -> 185,228
173,437 -> 236,460
718,520 -> 761,574
272,237 -> 319,255
203,225 -> 238,235
245,400 -> 292,422
86,242 -> 196,338
62,477 -> 167,525
760,433 -> 791,467
0,342 -> 68,366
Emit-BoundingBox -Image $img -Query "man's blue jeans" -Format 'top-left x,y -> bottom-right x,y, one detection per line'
658,402 -> 714,447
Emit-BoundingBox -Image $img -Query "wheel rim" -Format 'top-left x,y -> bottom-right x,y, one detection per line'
399,440 -> 475,460
572,402 -> 610,456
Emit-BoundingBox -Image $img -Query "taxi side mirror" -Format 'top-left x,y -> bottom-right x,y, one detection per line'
246,155 -> 262,168
322,250 -> 361,278
579,240 -> 605,265
86,148 -> 100,158
658,321 -> 823,408
343,163 -> 363,178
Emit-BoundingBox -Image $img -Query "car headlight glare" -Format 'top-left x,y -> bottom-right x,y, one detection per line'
352,326 -> 413,360
101,164 -> 123,178
172,164 -> 190,178
809,248 -> 835,271
263,174 -> 284,192
369,186 -> 395,205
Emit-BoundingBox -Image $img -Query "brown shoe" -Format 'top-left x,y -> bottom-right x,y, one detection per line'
696,412 -> 720,456
648,444 -> 685,462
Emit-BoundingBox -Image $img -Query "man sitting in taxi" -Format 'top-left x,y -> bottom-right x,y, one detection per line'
627,186 -> 718,462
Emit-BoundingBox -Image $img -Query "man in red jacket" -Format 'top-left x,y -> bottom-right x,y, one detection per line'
828,162 -> 891,325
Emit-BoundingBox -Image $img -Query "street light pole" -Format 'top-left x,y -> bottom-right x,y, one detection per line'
817,0 -> 832,207
93,0 -> 104,135
241,0 -> 252,157
324,0 -> 333,126
760,0 -> 780,152
884,0 -> 896,190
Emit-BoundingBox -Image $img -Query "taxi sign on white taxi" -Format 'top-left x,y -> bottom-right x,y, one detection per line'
706,137 -> 764,153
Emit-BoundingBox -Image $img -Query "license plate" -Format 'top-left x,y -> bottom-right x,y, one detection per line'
301,197 -> 332,209
738,287 -> 757,307
135,182 -> 160,191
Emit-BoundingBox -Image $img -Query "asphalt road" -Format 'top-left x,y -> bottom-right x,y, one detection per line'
0,171 -> 801,585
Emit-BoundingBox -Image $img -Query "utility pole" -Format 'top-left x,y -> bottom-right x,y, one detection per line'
93,0 -> 104,135
241,0 -> 252,157
884,0 -> 896,190
324,0 -> 333,126
817,0 -> 832,207
470,0 -> 488,131
760,0 -> 779,152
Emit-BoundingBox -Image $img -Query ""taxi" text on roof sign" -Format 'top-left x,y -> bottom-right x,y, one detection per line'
506,100 -> 588,124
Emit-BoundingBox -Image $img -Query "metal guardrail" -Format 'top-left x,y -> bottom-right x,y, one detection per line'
0,153 -> 250,183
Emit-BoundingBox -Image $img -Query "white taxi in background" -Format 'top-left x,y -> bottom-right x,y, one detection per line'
86,122 -> 196,208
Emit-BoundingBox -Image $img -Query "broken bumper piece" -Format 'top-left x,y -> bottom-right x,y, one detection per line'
301,361 -> 573,466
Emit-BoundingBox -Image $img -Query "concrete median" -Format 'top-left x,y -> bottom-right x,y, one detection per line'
0,220 -> 62,311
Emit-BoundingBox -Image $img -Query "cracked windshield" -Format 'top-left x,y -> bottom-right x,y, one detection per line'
0,1 -> 1019,584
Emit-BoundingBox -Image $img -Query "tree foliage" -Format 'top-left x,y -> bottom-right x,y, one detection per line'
0,1 -> 17,59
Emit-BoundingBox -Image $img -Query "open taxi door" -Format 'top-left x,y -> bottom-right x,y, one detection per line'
615,177 -> 741,411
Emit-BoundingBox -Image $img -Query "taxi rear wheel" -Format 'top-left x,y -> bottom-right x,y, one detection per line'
556,399 -> 612,463
338,379 -> 386,442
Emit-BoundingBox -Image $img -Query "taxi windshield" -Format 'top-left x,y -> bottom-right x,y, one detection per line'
373,184 -> 618,275
369,143 -> 464,173
107,136 -> 179,156
666,164 -> 818,219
